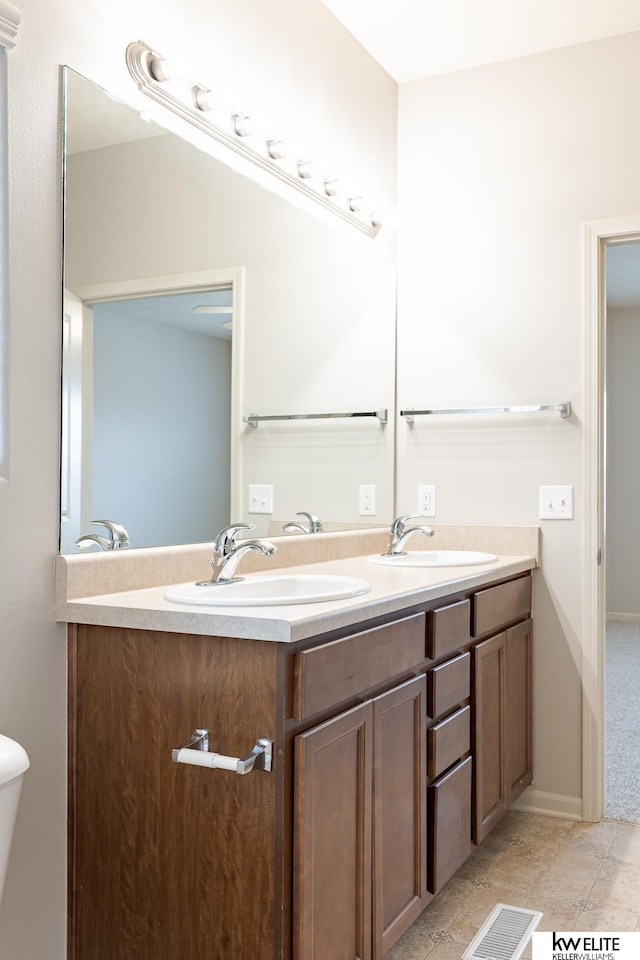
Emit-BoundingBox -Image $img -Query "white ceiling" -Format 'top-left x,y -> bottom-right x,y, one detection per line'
319,0 -> 640,83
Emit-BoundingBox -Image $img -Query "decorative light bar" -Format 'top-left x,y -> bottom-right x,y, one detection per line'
125,41 -> 382,237
401,402 -> 572,422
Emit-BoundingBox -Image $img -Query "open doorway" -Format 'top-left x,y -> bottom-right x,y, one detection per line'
603,239 -> 640,823
60,269 -> 242,553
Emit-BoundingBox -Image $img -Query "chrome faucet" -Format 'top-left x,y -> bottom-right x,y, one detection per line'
76,519 -> 130,551
282,512 -> 324,534
197,523 -> 277,585
383,514 -> 435,556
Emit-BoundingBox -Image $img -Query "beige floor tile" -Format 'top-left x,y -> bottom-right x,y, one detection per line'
597,858 -> 640,886
574,906 -> 640,931
590,875 -> 640,914
572,818 -> 619,839
386,927 -> 435,960
456,884 -> 531,920
469,831 -> 511,861
516,814 -> 575,844
485,852 -> 551,893
523,895 -> 579,930
490,810 -> 533,838
388,814 -> 640,957
543,845 -> 607,882
402,897 -> 464,936
531,866 -> 595,903
452,855 -> 493,885
421,940 -> 477,960
610,823 -> 640,865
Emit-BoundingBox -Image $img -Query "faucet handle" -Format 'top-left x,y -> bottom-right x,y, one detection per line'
296,512 -> 323,533
91,519 -> 130,549
391,514 -> 423,536
214,523 -> 255,556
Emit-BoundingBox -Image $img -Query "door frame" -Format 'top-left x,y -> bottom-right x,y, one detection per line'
582,215 -> 640,821
67,266 -> 244,529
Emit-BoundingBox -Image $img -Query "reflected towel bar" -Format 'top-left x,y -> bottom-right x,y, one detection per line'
400,402 -> 571,422
244,408 -> 388,428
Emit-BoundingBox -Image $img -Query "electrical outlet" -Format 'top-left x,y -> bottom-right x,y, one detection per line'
248,484 -> 274,514
539,485 -> 573,520
359,484 -> 376,516
417,484 -> 436,517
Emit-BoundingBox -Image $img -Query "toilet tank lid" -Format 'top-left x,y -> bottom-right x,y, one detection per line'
0,735 -> 30,785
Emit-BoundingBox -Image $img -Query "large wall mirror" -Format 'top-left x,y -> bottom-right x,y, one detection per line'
60,68 -> 396,553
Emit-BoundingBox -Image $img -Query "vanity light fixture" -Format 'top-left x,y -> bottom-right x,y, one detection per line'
148,54 -> 175,83
267,139 -> 288,160
233,113 -> 254,137
194,85 -> 216,112
125,40 -> 382,237
297,159 -> 315,180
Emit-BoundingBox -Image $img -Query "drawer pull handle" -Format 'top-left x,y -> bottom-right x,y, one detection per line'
172,728 -> 273,774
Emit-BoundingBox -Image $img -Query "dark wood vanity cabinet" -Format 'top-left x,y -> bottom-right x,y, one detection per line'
67,571 -> 532,960
292,614 -> 428,960
294,676 -> 427,960
472,581 -> 534,844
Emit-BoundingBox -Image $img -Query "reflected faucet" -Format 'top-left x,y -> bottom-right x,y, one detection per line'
282,512 -> 324,535
197,523 -> 277,585
76,519 -> 131,551
383,514 -> 435,557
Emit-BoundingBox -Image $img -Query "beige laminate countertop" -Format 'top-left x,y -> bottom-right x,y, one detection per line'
56,552 -> 536,643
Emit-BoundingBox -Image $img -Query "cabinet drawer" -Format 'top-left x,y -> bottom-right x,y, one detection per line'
427,705 -> 470,780
472,576 -> 531,637
427,755 -> 473,894
427,599 -> 471,660
426,653 -> 470,720
293,613 -> 426,720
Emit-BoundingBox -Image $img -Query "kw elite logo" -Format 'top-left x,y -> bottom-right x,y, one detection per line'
553,933 -> 620,959
533,930 -> 639,960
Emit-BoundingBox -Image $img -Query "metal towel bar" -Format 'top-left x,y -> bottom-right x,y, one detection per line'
244,408 -> 388,428
172,728 -> 273,775
400,401 -> 571,422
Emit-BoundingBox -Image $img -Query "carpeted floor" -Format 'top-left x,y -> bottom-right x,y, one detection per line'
605,619 -> 640,823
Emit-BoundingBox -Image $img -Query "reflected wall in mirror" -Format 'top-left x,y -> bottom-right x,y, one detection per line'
60,68 -> 396,553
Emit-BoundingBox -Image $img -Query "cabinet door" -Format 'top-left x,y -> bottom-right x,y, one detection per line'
294,701 -> 373,960
372,676 -> 427,959
506,619 -> 533,804
428,755 -> 473,894
472,631 -> 507,844
69,627 -> 281,960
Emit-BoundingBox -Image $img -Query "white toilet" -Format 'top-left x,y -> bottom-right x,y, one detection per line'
0,735 -> 29,906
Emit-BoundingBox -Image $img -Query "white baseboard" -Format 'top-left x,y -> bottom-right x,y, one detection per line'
511,787 -> 583,821
607,612 -> 640,623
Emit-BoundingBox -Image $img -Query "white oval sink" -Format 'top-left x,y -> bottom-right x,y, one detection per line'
367,550 -> 498,568
164,574 -> 371,607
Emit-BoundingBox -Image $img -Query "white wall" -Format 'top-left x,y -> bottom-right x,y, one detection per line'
397,30 -> 640,812
0,2 -> 397,957
606,307 -> 640,617
92,308 -> 231,548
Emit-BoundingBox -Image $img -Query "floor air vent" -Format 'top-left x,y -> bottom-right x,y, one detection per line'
462,903 -> 543,960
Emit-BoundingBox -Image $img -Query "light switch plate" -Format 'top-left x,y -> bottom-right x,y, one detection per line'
248,484 -> 274,514
539,485 -> 574,520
